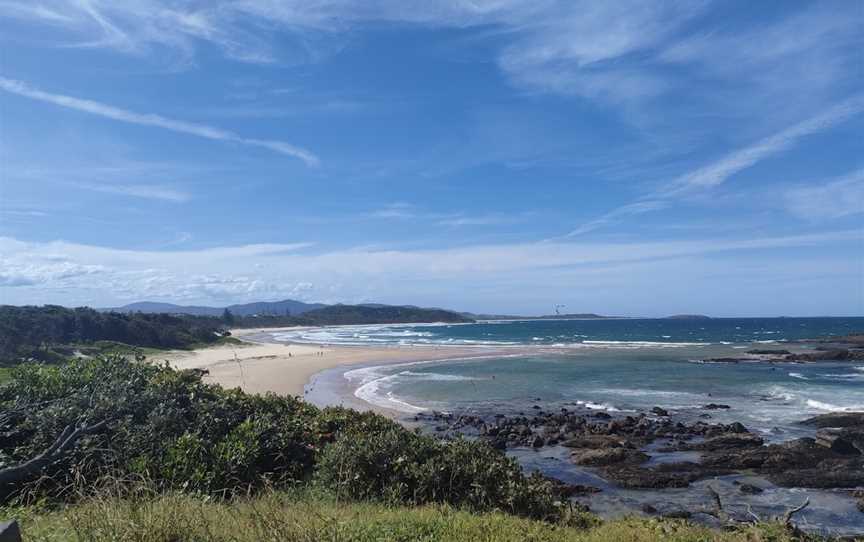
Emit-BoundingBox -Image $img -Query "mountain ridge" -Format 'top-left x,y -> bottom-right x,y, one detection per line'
106,299 -> 326,317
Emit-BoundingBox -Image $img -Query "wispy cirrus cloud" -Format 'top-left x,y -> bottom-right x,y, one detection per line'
784,168 -> 864,221
0,77 -> 320,166
366,203 -> 519,228
662,96 -> 864,197
567,97 -> 864,236
564,201 -> 667,238
74,182 -> 191,203
1,230 -> 860,311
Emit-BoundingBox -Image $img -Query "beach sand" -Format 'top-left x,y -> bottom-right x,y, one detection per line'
154,327 -> 501,399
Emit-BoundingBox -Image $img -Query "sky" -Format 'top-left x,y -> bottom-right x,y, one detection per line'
0,0 -> 862,317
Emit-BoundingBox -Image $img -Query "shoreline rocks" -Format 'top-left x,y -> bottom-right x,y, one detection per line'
416,407 -> 864,495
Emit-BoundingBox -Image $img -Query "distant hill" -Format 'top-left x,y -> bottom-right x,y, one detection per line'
109,299 -> 326,317
299,304 -> 473,326
665,314 -> 712,320
462,312 -> 613,320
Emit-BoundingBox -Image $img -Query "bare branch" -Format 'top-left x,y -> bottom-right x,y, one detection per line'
745,503 -> 761,523
782,498 -> 810,527
0,419 -> 109,488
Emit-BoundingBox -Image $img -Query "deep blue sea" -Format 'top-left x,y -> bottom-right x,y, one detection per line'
265,317 -> 864,533
271,316 -> 863,347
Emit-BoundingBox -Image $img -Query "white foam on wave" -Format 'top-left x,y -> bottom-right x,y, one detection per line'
581,340 -> 708,348
344,353 -> 526,413
764,387 -> 796,402
788,372 -> 808,380
594,388 -> 700,399
575,400 -> 628,412
818,373 -> 864,381
346,367 -> 428,413
398,370 -> 479,382
806,399 -> 864,412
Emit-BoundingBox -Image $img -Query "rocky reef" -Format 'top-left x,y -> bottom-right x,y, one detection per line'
416,408 -> 864,498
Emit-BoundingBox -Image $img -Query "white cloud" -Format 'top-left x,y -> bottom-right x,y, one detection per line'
784,169 -> 864,220
1,230 -> 859,308
0,77 -> 320,166
663,96 -> 864,196
0,1 -> 75,24
565,200 -> 667,237
567,98 -> 864,235
74,182 -> 191,202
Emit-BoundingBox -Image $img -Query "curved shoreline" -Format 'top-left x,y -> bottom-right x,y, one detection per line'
154,324 -> 849,418
155,326 -> 516,412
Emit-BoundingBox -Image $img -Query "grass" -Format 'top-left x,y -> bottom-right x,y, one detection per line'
0,367 -> 11,384
7,491 -> 815,542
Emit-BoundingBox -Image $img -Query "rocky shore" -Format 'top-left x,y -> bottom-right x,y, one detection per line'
415,407 -> 864,517
698,332 -> 864,364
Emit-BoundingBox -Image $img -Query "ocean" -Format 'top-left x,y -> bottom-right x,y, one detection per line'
275,317 -> 864,431
264,317 -> 864,533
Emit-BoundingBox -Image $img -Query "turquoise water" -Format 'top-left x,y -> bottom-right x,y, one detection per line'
273,317 -> 864,534
272,316 -> 864,347
274,317 -> 864,433
345,352 -> 864,437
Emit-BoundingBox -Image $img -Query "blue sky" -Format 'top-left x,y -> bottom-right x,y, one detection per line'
0,0 -> 862,316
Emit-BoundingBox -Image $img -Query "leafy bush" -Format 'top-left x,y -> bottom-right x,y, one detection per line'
313,424 -> 565,520
0,305 -> 226,365
0,355 -> 564,522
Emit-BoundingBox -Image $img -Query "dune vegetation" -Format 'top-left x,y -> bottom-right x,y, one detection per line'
0,355 -> 826,541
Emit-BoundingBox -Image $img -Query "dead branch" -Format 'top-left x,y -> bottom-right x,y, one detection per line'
0,419 -> 109,487
782,498 -> 810,527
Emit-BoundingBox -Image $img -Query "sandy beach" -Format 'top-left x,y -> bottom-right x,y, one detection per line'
154,327 -> 502,400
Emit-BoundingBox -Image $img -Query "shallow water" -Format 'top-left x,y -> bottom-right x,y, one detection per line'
271,316 -> 863,347
270,317 -> 864,534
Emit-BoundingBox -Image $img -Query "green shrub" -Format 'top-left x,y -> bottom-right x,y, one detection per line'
1,355 -> 566,523
314,425 -> 566,521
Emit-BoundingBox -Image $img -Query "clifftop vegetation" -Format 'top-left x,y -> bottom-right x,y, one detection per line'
0,305 -> 226,365
0,354 -> 828,540
0,304 -> 472,366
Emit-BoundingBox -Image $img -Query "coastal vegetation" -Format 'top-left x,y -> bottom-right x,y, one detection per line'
0,355 -> 825,541
0,305 -> 227,365
0,355 -> 561,515
10,493 -> 819,541
0,304 -> 472,367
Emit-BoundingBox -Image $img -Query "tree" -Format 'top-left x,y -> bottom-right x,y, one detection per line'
222,309 -> 235,325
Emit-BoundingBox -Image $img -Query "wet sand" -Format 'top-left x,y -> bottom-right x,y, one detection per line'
155,327 -> 504,399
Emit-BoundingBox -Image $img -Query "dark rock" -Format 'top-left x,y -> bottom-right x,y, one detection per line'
603,465 -> 706,489
784,349 -> 864,362
641,504 -> 658,514
662,510 -> 692,519
571,448 -> 649,467
0,520 -> 21,542
815,428 -> 864,455
733,481 -> 764,494
593,412 -> 612,419
688,432 -> 764,452
651,407 -> 669,417
853,490 -> 864,513
800,412 -> 864,428
561,435 -> 625,449
727,422 -> 748,434
703,403 -> 731,410
747,349 -> 791,355
531,435 -> 545,448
